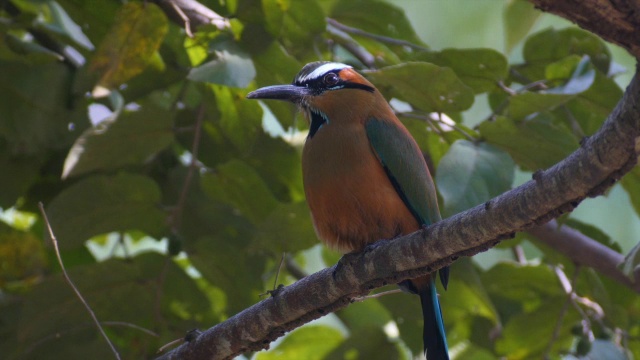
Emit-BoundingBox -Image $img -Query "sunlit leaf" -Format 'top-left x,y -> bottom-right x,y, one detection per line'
188,41 -> 256,88
366,62 -> 474,113
436,140 -> 514,216
256,325 -> 344,360
479,115 -> 578,171
201,159 -> 279,224
263,0 -> 326,47
503,0 -> 541,53
62,105 -> 175,178
87,2 -> 168,94
413,48 -> 509,93
330,0 -> 423,45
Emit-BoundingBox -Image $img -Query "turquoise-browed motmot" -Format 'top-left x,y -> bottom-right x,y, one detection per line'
247,62 -> 449,360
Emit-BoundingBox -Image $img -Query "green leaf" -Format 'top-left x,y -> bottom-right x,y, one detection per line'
565,70 -> 623,135
546,56 -> 595,95
87,2 -> 168,94
188,41 -> 256,88
445,259 -> 500,325
47,1 -> 94,50
503,0 -> 541,53
252,201 -> 318,253
62,104 -> 175,178
208,85 -> 262,151
325,327 -> 403,360
517,27 -> 611,81
262,0 -> 326,47
170,167 -> 265,314
621,167 -> 640,218
563,218 -> 621,252
250,41 -> 301,128
46,174 -> 167,249
0,148 -> 42,208
0,61 -> 88,154
56,0 -> 120,45
482,263 -> 563,305
479,115 -> 578,171
506,92 -> 575,120
336,296 -> 392,332
201,160 -> 279,224
378,292 -> 423,354
413,48 -> 509,93
17,253 -> 210,354
366,62 -> 474,113
495,297 -> 580,358
436,140 -> 514,216
256,325 -> 344,360
330,0 -> 424,45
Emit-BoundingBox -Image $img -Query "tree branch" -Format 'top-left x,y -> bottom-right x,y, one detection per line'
527,220 -> 640,292
528,0 -> 640,59
156,68 -> 640,360
152,0 -> 229,32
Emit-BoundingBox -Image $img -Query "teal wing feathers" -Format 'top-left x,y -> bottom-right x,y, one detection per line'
365,118 -> 441,226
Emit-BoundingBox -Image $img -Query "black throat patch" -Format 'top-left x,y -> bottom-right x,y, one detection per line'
308,108 -> 328,139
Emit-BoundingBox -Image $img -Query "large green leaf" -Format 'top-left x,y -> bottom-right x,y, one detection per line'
366,62 -> 474,113
201,160 -> 279,224
62,104 -> 175,179
17,253 -> 209,358
495,297 -> 580,359
515,27 -> 610,81
46,174 -> 167,249
503,0 -> 541,54
86,2 -> 168,94
262,0 -> 326,47
479,115 -> 578,171
413,48 -> 509,93
188,41 -> 256,88
256,325 -> 344,360
325,327 -> 403,360
436,140 -> 514,216
252,201 -> 318,253
164,168 -> 264,314
0,147 -> 43,208
0,60 -> 88,154
330,0 -> 424,45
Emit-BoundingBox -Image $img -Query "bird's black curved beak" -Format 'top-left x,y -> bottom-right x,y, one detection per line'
246,85 -> 311,102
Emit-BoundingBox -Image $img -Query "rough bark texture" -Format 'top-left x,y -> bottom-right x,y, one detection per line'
156,69 -> 640,360
529,0 -> 640,58
528,220 -> 640,292
153,1 -> 640,359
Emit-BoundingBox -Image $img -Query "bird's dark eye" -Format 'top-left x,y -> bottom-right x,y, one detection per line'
323,73 -> 339,86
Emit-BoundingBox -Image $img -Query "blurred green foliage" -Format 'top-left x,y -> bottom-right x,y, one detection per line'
0,0 -> 638,359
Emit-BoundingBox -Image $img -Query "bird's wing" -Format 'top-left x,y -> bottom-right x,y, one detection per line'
365,118 -> 441,226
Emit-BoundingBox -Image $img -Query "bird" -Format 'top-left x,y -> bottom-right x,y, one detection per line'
247,61 -> 449,360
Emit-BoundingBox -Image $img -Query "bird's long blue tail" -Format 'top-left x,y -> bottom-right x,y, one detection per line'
419,278 -> 449,360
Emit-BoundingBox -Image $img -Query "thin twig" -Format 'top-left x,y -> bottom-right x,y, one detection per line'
511,245 -> 526,264
352,289 -> 403,302
272,252 -> 286,290
326,18 -> 429,51
38,202 -> 121,360
326,25 -> 376,68
543,265 -> 581,359
102,321 -> 159,337
397,111 -> 476,142
170,103 -> 206,233
170,0 -> 194,38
